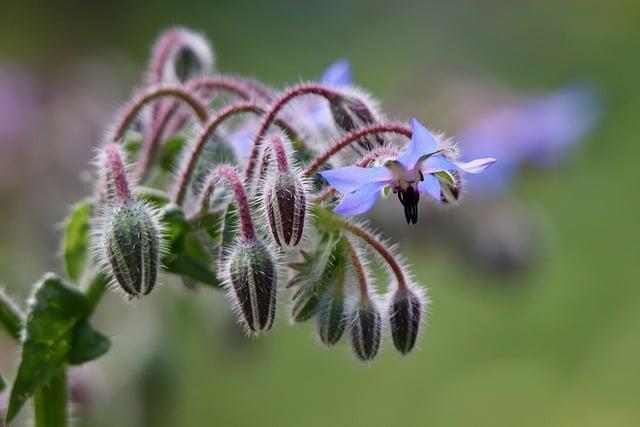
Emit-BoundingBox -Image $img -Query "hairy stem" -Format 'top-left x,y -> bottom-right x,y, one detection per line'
244,83 -> 341,184
172,103 -> 299,204
110,85 -> 209,143
304,124 -> 411,176
335,218 -> 407,291
344,238 -> 369,297
196,165 -> 256,240
33,370 -> 67,427
172,102 -> 263,204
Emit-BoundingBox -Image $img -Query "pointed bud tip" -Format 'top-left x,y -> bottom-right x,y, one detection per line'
226,239 -> 278,334
264,172 -> 307,247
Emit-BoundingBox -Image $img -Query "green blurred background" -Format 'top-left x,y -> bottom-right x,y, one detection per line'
1,0 -> 639,426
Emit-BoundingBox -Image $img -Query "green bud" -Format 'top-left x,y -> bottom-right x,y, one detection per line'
227,239 -> 277,333
102,201 -> 163,297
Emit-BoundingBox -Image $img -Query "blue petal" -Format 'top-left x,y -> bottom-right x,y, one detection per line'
333,182 -> 386,216
421,154 -> 497,174
454,157 -> 496,173
418,174 -> 441,201
319,166 -> 391,193
397,118 -> 440,168
421,154 -> 457,174
320,59 -> 352,87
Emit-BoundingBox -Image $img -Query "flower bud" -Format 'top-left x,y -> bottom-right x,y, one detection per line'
151,27 -> 214,84
389,287 -> 425,355
226,239 -> 277,333
102,201 -> 163,297
317,288 -> 347,346
329,90 -> 383,152
350,297 -> 382,362
264,172 -> 307,247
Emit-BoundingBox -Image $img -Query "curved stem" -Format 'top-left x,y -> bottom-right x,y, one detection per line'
335,218 -> 407,291
303,124 -> 411,177
189,76 -> 255,100
110,84 -> 209,143
172,102 -> 263,204
172,103 -> 299,204
196,165 -> 256,240
244,83 -> 341,184
344,238 -> 369,297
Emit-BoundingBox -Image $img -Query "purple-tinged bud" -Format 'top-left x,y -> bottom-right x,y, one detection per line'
389,286 -> 425,355
149,27 -> 214,85
329,89 -> 383,152
102,200 -> 163,297
317,286 -> 347,346
437,170 -> 462,204
226,239 -> 277,333
350,297 -> 382,362
264,171 -> 307,247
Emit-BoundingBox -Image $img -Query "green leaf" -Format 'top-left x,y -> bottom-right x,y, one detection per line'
290,232 -> 346,322
67,320 -> 111,365
0,371 -> 5,393
133,186 -> 170,208
162,205 -> 222,287
159,136 -> 187,172
62,200 -> 92,282
6,274 -> 88,423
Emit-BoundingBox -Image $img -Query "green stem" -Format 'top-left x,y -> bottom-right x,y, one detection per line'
83,272 -> 109,316
33,370 -> 68,427
0,288 -> 24,341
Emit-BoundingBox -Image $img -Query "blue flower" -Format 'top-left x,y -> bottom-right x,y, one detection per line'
320,59 -> 352,87
457,85 -> 599,197
319,118 -> 496,224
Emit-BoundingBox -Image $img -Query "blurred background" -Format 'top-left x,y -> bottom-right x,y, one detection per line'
1,0 -> 639,426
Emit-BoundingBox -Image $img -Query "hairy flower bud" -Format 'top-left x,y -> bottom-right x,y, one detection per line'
264,171 -> 307,247
102,201 -> 163,297
389,286 -> 425,355
329,90 -> 383,152
226,239 -> 277,333
317,287 -> 347,346
150,27 -> 214,85
350,297 -> 382,361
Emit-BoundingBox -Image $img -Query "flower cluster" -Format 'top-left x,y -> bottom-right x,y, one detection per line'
84,26 -> 495,362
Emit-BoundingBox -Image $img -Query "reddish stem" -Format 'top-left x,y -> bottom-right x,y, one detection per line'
344,238 -> 370,297
303,124 -> 411,177
110,84 -> 209,143
172,102 -> 263,204
244,83 -> 341,184
197,165 -> 255,240
104,144 -> 132,202
336,218 -> 407,291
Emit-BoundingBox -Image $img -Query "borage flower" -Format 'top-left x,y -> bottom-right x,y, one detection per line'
320,118 -> 496,224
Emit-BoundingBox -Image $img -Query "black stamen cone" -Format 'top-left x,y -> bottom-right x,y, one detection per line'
398,186 -> 419,224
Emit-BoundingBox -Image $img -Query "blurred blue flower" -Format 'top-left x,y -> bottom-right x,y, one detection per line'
320,59 -> 352,87
320,118 -> 495,223
458,85 -> 600,196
